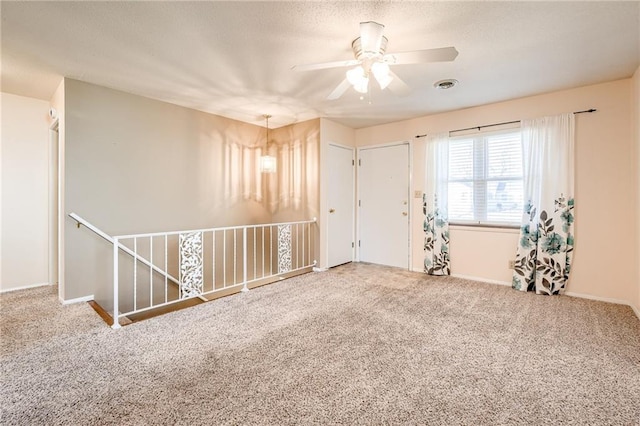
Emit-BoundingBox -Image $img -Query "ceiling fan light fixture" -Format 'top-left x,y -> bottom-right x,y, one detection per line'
346,66 -> 369,93
353,77 -> 369,94
371,61 -> 393,89
346,66 -> 365,84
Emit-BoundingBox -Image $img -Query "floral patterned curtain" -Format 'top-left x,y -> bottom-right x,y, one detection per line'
512,113 -> 575,295
424,132 -> 450,275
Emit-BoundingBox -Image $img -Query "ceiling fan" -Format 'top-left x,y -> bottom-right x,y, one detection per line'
292,21 -> 458,100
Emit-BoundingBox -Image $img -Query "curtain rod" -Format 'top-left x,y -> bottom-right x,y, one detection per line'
414,108 -> 597,139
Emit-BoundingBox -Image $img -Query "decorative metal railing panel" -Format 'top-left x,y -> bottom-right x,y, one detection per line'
105,218 -> 316,329
278,224 -> 292,274
179,231 -> 203,298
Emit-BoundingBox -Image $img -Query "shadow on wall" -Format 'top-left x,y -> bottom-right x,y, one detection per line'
215,119 -> 319,222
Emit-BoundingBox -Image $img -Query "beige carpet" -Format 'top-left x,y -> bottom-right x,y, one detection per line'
1,262 -> 639,425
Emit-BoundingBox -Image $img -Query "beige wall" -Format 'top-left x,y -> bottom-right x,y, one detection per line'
318,118 -> 356,269
270,119 -> 320,224
356,79 -> 638,306
448,226 -> 519,284
0,92 -> 51,291
633,66 -> 640,315
63,79 -> 319,303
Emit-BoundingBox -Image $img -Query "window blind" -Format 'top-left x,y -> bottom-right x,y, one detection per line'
448,130 -> 523,225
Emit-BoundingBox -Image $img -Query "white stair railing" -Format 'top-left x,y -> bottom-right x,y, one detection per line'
69,213 -> 180,287
70,213 -> 317,329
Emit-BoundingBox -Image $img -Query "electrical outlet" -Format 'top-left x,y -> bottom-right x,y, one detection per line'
414,190 -> 423,198
508,260 -> 516,269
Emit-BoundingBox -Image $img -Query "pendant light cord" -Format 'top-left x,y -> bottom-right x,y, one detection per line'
264,114 -> 271,148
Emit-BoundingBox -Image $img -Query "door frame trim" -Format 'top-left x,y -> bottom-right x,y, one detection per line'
48,118 -> 60,291
356,141 -> 412,269
326,143 -> 356,267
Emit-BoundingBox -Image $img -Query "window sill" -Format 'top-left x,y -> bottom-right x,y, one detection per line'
449,222 -> 520,233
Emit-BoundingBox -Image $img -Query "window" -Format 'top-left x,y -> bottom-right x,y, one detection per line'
448,129 -> 523,226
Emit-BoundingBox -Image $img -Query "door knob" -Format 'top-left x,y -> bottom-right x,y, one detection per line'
329,208 -> 336,213
402,212 -> 408,216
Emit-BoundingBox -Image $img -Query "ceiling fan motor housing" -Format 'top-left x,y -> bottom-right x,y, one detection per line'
352,36 -> 388,61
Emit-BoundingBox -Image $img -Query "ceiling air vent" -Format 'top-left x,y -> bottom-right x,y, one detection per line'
434,79 -> 458,89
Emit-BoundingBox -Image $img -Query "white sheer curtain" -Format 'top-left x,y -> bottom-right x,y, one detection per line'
423,132 -> 450,275
512,113 -> 575,294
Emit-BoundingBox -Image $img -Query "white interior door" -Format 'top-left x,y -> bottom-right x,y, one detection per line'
327,144 -> 355,267
358,143 -> 410,268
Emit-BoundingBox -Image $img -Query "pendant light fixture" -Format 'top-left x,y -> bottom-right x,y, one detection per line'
259,114 -> 276,174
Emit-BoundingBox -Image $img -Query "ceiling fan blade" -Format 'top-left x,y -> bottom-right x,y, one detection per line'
387,70 -> 411,97
327,78 -> 351,100
360,21 -> 385,53
291,59 -> 359,72
384,46 -> 459,65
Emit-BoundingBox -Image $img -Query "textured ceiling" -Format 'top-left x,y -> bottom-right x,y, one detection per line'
1,1 -> 639,129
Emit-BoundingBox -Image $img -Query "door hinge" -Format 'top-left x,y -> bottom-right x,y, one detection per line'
358,159 -> 361,166
358,200 -> 361,207
351,242 -> 354,248
358,240 -> 361,247
352,159 -> 355,166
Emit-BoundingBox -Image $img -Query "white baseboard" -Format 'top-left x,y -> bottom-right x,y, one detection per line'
450,274 -> 511,287
60,294 -> 94,305
565,291 -> 640,321
412,268 -> 640,322
411,269 -> 512,287
631,304 -> 640,321
0,282 -> 50,294
564,291 -> 629,305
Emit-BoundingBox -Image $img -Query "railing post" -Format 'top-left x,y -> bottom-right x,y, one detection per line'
241,227 -> 249,292
112,237 -> 121,329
